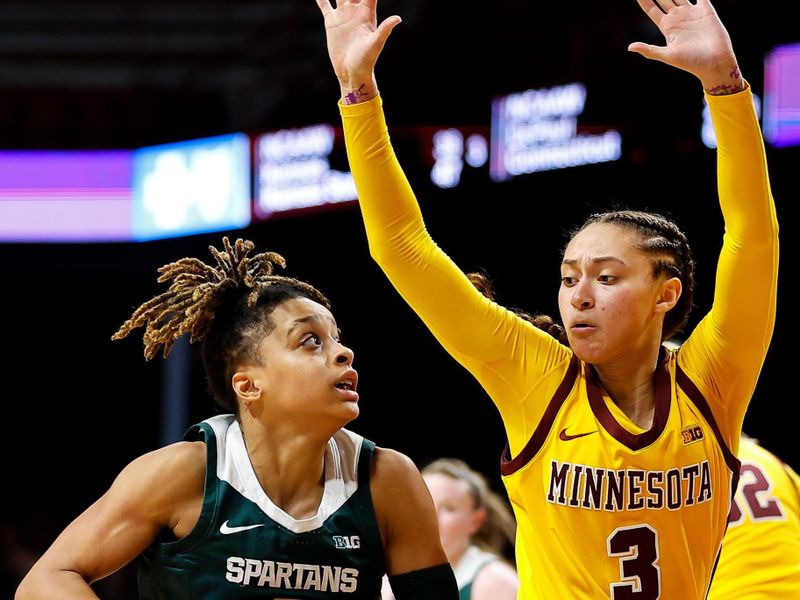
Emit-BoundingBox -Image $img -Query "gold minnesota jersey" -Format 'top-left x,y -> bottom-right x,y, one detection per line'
341,85 -> 777,600
708,437 -> 800,599
501,349 -> 739,599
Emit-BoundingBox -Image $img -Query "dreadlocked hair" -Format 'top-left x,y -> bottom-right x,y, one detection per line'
112,236 -> 331,412
467,272 -> 569,346
570,209 -> 695,342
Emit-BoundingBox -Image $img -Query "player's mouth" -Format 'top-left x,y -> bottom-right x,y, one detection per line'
334,370 -> 359,401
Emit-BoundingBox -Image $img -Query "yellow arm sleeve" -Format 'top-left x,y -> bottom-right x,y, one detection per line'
681,85 -> 779,443
340,97 -> 571,451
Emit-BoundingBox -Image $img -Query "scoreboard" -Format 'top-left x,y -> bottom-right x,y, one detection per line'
0,39 -> 797,244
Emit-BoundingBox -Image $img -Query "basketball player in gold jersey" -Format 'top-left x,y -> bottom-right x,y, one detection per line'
708,434 -> 800,599
315,0 -> 779,598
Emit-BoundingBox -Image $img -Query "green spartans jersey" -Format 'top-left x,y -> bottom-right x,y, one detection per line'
138,415 -> 386,599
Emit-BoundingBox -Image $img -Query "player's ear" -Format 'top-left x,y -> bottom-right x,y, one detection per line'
656,277 -> 682,313
469,507 -> 487,536
233,370 -> 265,421
232,369 -> 262,402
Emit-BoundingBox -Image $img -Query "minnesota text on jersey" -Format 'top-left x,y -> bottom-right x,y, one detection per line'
547,460 -> 712,511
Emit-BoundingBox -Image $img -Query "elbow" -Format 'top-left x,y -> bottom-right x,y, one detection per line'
366,234 -> 400,269
15,568 -> 61,600
368,240 -> 392,267
366,226 -> 427,271
15,576 -> 36,600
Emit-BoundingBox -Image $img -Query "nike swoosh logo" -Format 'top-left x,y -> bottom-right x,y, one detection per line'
559,428 -> 598,442
220,520 -> 265,535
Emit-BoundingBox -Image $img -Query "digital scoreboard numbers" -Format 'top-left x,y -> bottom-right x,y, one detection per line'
5,53 -> 796,244
430,127 -> 490,189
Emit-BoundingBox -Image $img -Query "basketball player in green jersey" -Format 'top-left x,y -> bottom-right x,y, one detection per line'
708,434 -> 800,599
316,0 -> 779,598
16,238 -> 458,599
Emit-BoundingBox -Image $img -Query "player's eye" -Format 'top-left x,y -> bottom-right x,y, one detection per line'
301,334 -> 322,347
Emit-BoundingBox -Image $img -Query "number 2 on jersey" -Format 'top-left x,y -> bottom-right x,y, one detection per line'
728,462 -> 784,524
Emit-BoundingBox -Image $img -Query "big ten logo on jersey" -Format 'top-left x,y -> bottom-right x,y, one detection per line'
333,535 -> 361,549
681,425 -> 704,445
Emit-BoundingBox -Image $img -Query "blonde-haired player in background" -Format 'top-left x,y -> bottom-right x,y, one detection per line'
383,458 -> 519,600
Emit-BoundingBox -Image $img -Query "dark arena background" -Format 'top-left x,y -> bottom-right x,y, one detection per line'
1,1 -> 797,595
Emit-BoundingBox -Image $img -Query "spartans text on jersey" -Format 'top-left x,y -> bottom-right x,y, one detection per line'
226,557 -> 358,592
547,460 -> 713,511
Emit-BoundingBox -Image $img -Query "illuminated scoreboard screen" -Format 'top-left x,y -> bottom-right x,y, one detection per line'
250,82 -> 627,219
763,42 -> 800,148
2,46 -> 796,244
490,83 -> 622,182
253,124 -> 358,220
0,150 -> 133,243
132,133 -> 251,241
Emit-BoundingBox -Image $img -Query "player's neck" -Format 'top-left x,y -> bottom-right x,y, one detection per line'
241,421 -> 328,519
592,346 -> 661,429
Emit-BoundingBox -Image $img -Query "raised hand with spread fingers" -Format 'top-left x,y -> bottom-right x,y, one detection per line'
316,0 -> 401,105
628,0 -> 743,94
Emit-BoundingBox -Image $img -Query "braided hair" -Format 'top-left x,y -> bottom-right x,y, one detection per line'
112,237 -> 331,412
467,209 -> 694,346
572,209 -> 695,342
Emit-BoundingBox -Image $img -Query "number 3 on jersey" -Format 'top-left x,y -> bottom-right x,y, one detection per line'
607,524 -> 661,599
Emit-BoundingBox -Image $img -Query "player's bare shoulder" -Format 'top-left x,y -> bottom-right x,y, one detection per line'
472,559 -> 519,600
121,440 -> 205,490
370,447 -> 424,499
369,446 -> 437,533
111,440 -> 207,536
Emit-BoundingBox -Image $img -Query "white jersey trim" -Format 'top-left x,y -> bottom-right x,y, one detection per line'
204,414 -> 364,534
454,545 -> 498,590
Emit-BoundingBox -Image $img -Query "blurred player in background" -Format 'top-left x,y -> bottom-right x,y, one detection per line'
383,458 -> 519,600
708,434 -> 800,599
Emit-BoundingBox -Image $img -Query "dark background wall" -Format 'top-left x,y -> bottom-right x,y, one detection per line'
0,1 -> 797,595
